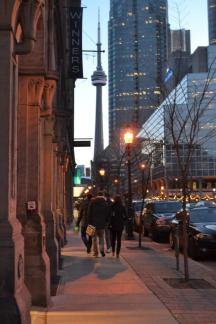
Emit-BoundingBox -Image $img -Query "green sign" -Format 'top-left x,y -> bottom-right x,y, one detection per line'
74,168 -> 81,185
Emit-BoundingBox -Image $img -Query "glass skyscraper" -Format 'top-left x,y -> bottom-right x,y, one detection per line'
138,46 -> 216,194
108,0 -> 168,142
208,0 -> 216,45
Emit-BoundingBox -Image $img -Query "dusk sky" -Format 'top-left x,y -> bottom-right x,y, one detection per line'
74,0 -> 208,167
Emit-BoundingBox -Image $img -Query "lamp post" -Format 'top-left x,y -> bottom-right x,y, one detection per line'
114,178 -> 119,194
140,163 -> 145,198
161,185 -> 165,199
124,129 -> 134,240
137,163 -> 146,247
99,168 -> 106,190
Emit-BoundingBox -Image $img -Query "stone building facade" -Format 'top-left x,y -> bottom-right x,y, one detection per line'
0,0 -> 80,323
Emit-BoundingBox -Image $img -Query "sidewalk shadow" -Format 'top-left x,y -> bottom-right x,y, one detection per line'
61,255 -> 95,283
94,258 -> 127,280
61,255 -> 127,283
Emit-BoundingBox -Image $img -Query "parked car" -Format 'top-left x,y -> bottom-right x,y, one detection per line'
142,200 -> 182,241
132,200 -> 145,232
170,207 -> 216,259
186,202 -> 197,210
194,200 -> 216,208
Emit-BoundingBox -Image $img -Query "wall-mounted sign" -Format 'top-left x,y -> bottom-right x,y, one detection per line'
73,140 -> 91,147
27,201 -> 37,211
68,7 -> 83,79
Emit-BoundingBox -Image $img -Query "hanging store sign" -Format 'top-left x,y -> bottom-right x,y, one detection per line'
68,7 -> 83,79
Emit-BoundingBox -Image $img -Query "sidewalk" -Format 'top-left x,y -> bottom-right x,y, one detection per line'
31,230 -> 216,323
122,235 -> 216,324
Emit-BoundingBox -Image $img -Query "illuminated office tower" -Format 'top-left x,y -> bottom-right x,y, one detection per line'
108,0 -> 169,142
208,0 -> 216,45
92,15 -> 107,161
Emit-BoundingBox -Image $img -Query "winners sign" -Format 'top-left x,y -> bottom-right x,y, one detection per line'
69,7 -> 83,79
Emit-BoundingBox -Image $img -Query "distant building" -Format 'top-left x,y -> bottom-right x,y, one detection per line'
191,47 -> 208,73
165,46 -> 208,95
85,167 -> 91,177
138,45 -> 216,195
208,0 -> 216,45
108,0 -> 169,143
165,50 -> 191,92
170,29 -> 191,54
165,29 -> 191,93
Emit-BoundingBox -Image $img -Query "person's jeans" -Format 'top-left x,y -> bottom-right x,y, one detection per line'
111,229 -> 123,255
105,224 -> 111,250
93,229 -> 105,255
81,226 -> 92,251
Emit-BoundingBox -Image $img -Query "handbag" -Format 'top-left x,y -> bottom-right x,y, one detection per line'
86,224 -> 96,237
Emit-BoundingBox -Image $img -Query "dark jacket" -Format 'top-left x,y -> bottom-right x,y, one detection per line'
110,202 -> 126,231
87,196 -> 109,230
106,198 -> 113,225
76,198 -> 91,227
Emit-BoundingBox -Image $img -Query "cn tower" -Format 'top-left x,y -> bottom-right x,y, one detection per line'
91,13 -> 107,161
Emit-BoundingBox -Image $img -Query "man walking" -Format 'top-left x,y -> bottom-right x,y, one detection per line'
104,192 -> 112,253
87,191 -> 109,257
76,193 -> 93,253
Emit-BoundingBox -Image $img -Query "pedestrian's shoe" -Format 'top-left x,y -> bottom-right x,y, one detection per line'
116,254 -> 119,258
93,252 -> 98,257
112,252 -> 115,257
87,246 -> 91,254
101,251 -> 105,257
106,248 -> 111,253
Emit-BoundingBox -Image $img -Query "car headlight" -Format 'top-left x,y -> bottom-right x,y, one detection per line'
195,233 -> 213,240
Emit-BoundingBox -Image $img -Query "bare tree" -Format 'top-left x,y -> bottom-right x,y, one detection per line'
161,53 -> 216,281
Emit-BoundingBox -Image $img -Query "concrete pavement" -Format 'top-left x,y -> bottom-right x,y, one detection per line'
31,229 -> 177,324
31,229 -> 216,323
122,236 -> 216,323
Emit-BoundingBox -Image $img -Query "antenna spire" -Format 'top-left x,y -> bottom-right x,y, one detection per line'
98,8 -> 101,45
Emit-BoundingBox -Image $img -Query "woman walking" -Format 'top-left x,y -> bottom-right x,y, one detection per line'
110,195 -> 126,258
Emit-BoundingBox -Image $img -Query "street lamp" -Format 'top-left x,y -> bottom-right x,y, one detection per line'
99,168 -> 106,177
140,163 -> 145,198
99,168 -> 106,190
161,185 -> 165,199
124,129 -> 134,240
114,178 -> 119,194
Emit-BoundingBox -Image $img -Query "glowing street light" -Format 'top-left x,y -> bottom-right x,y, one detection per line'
98,168 -> 106,190
99,168 -> 106,177
124,129 -> 134,240
113,178 -> 119,194
124,130 -> 134,144
140,163 -> 145,169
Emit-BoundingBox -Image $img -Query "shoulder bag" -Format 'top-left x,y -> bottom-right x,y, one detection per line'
86,224 -> 96,237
